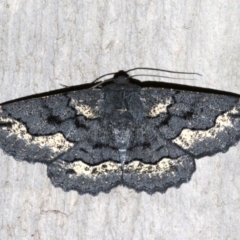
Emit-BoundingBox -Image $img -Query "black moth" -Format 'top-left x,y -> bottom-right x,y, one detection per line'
0,68 -> 240,195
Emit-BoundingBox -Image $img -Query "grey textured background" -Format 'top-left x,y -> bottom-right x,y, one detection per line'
0,1 -> 240,239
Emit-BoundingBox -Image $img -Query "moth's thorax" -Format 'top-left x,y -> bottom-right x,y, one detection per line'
103,82 -> 142,119
102,80 -> 144,164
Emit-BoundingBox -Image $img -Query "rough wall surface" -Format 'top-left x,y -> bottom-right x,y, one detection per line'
0,1 -> 240,239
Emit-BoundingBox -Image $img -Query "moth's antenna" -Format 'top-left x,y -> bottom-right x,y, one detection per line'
129,74 -> 196,81
126,67 -> 202,76
92,72 -> 116,83
92,78 -> 114,88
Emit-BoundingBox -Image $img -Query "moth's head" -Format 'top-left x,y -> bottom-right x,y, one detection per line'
113,70 -> 130,84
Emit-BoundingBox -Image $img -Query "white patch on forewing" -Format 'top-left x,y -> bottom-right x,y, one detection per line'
61,161 -> 121,177
230,106 -> 238,114
149,99 -> 171,117
70,99 -> 98,118
0,117 -> 73,153
173,106 -> 239,150
125,158 -> 182,176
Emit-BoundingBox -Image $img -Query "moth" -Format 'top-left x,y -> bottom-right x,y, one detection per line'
0,68 -> 240,195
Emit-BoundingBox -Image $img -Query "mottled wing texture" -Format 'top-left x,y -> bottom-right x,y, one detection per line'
1,82 -> 240,195
121,87 -> 240,193
140,88 -> 240,158
0,89 -> 122,194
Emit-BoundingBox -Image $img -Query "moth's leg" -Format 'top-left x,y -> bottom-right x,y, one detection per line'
60,83 -> 69,88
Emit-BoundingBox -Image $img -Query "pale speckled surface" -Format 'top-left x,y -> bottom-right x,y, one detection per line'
0,0 -> 240,239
